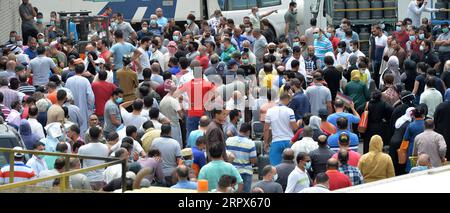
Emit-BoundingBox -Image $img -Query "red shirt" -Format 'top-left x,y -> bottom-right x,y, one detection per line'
394,31 -> 409,50
410,39 -> 422,57
332,150 -> 361,167
195,55 -> 210,70
179,79 -> 215,117
91,81 -> 117,116
99,50 -> 111,64
326,170 -> 352,191
330,37 -> 340,51
156,84 -> 168,98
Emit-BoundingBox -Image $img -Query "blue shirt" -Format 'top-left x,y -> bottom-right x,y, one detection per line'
149,26 -> 163,37
314,37 -> 333,63
110,42 -> 136,70
169,66 -> 180,75
288,91 -> 311,120
403,119 -> 425,171
328,130 -> 359,152
192,147 -> 206,169
327,112 -> 360,131
69,21 -> 79,42
226,135 -> 257,175
157,17 -> 168,27
24,48 -> 37,60
170,180 -> 198,190
188,130 -> 204,148
232,35 -> 249,52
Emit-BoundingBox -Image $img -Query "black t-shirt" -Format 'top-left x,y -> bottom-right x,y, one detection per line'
415,74 -> 426,97
323,66 -> 342,101
423,51 -> 439,68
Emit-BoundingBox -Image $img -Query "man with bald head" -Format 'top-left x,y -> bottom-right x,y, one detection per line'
310,135 -> 334,179
325,158 -> 352,190
242,40 -> 257,65
275,148 -> 296,191
188,115 -> 210,148
410,153 -> 432,173
337,149 -> 364,186
232,27 -> 248,52
171,165 -> 197,189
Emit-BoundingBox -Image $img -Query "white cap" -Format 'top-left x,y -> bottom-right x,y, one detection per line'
13,147 -> 24,158
94,58 -> 106,64
126,171 -> 136,180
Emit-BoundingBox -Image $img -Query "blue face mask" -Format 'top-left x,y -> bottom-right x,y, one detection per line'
115,97 -> 123,104
419,34 -> 425,40
293,42 -> 300,47
443,28 -> 450,34
150,20 -> 157,25
184,159 -> 193,167
409,36 -> 416,41
326,32 -> 332,38
305,161 -> 311,170
313,33 -> 320,40
396,26 -> 402,32
337,48 -> 343,53
173,35 -> 179,42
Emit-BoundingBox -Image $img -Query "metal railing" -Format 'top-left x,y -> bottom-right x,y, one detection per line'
334,7 -> 397,12
0,148 -> 127,193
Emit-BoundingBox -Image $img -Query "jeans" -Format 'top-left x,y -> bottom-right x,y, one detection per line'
269,140 -> 291,166
240,173 -> 253,193
187,116 -> 201,137
287,31 -> 298,46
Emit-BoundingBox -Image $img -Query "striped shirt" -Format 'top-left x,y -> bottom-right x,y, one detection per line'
314,37 -> 334,63
0,161 -> 36,184
226,135 -> 257,175
18,84 -> 36,95
0,86 -> 20,109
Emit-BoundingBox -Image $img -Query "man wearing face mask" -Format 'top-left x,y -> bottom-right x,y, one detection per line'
149,15 -> 163,37
103,88 -> 124,137
436,22 -> 450,73
6,31 -> 18,46
285,152 -> 311,193
407,0 -> 445,28
35,13 -> 45,35
137,22 -> 154,41
393,21 -> 409,50
420,40 -> 439,69
313,28 -> 333,65
253,165 -> 283,193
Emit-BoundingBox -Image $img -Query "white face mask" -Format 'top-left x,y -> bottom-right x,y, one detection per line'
272,173 -> 278,181
17,41 -> 23,46
349,46 -> 354,52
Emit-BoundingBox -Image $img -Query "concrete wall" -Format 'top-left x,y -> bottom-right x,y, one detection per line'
0,0 -> 21,44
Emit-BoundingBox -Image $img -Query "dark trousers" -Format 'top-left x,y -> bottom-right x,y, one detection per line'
439,52 -> 450,74
22,28 -> 38,46
372,61 -> 381,89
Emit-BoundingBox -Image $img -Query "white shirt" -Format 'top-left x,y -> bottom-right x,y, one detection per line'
420,88 -> 443,118
337,52 -> 350,70
28,118 -> 45,140
407,1 -> 439,27
150,49 -> 165,71
151,119 -> 162,130
103,164 -> 123,184
120,108 -> 149,130
285,166 -> 310,193
265,104 -> 296,142
77,142 -> 110,182
299,184 -> 330,193
349,50 -> 365,61
93,70 -> 114,83
286,56 -> 306,78
110,131 -> 144,156
26,155 -> 48,177
375,34 -> 388,50
291,137 -> 319,158
138,47 -> 151,80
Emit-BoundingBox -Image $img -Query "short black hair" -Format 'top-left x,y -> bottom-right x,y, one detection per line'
161,123 -> 172,135
291,60 -> 300,69
37,46 -> 46,55
107,132 -> 119,141
54,157 -> 66,170
142,120 -> 154,130
126,125 -> 138,137
114,30 -> 124,39
143,68 -> 152,79
196,136 -> 206,146
315,173 -> 329,185
289,1 -> 297,7
56,89 -> 67,102
132,99 -> 144,111
143,95 -> 154,108
310,17 -> 317,26
179,57 -> 190,69
28,105 -> 38,116
89,126 -> 101,140
75,64 -> 85,74
229,109 -> 239,120
262,165 -> 273,177
69,124 -> 80,135
338,149 -> 349,165
148,149 -> 161,157
209,143 -> 224,159
296,152 -> 309,164
239,123 -> 251,134
56,142 -> 68,153
98,70 -> 108,81
324,56 -> 334,66
336,117 -> 348,130
112,88 -> 124,96
149,107 -> 159,119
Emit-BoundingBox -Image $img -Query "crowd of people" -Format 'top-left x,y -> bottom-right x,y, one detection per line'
0,0 -> 449,193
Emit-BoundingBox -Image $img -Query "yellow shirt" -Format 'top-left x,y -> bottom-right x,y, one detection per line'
142,128 -> 161,153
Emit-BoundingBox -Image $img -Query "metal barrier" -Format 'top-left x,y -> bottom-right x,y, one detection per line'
334,7 -> 397,12
0,148 -> 127,193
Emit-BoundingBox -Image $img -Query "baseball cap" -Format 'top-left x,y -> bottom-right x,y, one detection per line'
181,148 -> 193,157
164,79 -> 176,92
227,59 -> 239,67
13,147 -> 24,158
38,33 -> 45,37
94,58 -> 106,65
